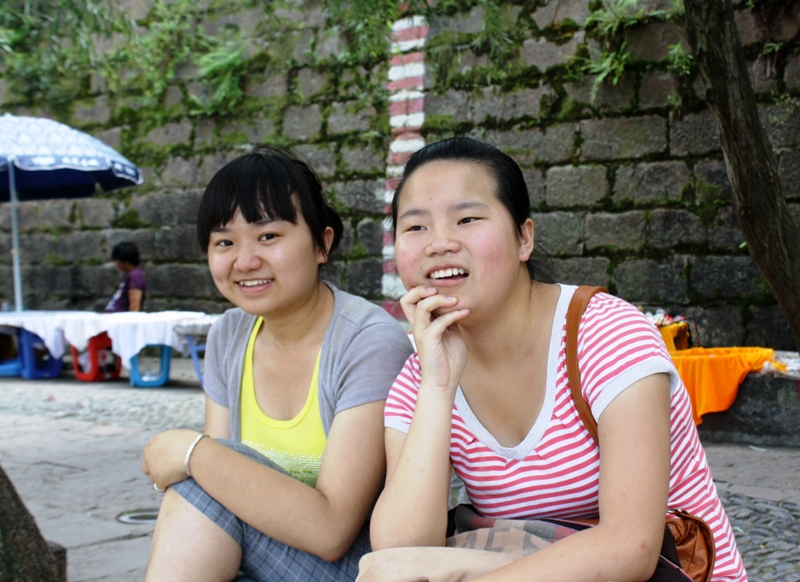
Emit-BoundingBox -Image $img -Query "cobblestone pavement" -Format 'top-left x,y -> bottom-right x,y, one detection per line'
1,368 -> 799,580
721,492 -> 800,581
0,376 -> 205,433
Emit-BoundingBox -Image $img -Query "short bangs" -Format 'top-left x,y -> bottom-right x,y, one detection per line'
197,153 -> 308,250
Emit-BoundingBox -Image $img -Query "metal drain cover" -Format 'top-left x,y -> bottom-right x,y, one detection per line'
117,509 -> 159,524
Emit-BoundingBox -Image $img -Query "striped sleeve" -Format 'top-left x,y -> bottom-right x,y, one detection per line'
577,293 -> 682,420
384,353 -> 421,433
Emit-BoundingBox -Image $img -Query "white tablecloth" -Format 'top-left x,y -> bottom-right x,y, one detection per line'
0,311 -> 95,361
172,314 -> 219,338
0,311 -> 208,369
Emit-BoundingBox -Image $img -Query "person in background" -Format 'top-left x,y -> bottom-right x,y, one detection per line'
104,241 -> 146,312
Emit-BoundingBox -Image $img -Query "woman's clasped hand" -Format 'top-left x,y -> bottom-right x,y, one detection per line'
400,285 -> 468,399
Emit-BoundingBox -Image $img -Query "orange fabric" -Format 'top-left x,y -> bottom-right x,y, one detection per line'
659,323 -> 691,352
670,347 -> 774,425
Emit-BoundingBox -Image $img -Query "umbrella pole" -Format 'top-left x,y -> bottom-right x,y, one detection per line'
8,158 -> 23,312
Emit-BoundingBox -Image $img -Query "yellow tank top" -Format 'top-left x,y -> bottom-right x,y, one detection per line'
240,318 -> 327,487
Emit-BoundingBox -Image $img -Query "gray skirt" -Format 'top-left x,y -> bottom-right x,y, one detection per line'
171,439 -> 371,582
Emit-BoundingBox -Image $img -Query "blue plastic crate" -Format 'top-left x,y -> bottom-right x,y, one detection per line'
18,328 -> 63,379
129,344 -> 172,388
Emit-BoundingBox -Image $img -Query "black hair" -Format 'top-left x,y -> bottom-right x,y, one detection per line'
196,147 -> 343,262
111,241 -> 140,266
391,136 -> 555,283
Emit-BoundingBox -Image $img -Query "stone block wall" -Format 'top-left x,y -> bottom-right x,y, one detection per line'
407,0 -> 800,351
1,0 -> 798,351
0,0 -> 390,313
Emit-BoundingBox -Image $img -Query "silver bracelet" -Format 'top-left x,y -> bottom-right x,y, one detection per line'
184,433 -> 209,477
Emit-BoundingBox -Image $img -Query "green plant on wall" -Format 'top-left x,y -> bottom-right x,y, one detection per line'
577,0 -> 684,103
415,0 -> 523,92
193,31 -> 248,116
472,0 -> 515,64
323,0 -> 400,66
586,0 -> 651,37
0,0 -> 123,115
580,42 -> 633,102
105,0 -> 211,111
666,43 -> 694,78
0,0 -> 261,118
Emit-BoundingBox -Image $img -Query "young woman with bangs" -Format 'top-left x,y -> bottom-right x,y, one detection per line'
141,148 -> 413,582
368,137 -> 746,581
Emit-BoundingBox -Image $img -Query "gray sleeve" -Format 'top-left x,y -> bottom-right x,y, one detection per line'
330,320 -> 414,415
202,314 -> 232,408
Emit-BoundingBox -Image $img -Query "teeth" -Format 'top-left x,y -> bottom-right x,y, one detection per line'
430,268 -> 466,279
239,279 -> 270,287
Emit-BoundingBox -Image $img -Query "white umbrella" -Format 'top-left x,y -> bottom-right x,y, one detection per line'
0,113 -> 143,311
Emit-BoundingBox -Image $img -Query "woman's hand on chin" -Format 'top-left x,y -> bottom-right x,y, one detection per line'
401,286 -> 469,400
142,429 -> 204,490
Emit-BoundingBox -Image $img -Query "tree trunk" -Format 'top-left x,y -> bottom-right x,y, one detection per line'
0,463 -> 63,582
683,0 -> 800,352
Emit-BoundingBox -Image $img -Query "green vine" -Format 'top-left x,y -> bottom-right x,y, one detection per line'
105,0 -> 208,111
577,43 -> 633,102
323,0 -> 400,67
0,0 -> 123,116
193,31 -> 249,116
584,0 -> 664,38
0,0 -> 263,119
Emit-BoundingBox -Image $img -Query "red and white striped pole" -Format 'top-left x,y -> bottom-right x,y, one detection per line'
382,14 -> 429,319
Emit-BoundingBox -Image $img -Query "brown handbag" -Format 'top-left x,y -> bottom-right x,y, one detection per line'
566,286 -> 716,582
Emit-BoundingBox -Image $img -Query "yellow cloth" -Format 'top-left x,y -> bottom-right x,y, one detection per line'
670,347 -> 774,425
240,318 -> 327,487
658,322 -> 691,352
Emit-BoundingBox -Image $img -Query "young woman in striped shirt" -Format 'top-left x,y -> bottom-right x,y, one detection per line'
369,137 -> 746,581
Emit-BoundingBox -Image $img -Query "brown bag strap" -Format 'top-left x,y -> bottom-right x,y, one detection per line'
566,287 -> 716,580
566,286 -> 608,446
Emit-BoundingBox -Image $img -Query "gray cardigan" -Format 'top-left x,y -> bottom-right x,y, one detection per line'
203,284 -> 414,440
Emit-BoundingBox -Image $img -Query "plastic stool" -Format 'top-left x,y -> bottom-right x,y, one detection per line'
0,357 -> 21,377
18,328 -> 63,379
70,332 -> 122,382
185,335 -> 206,387
0,329 -> 20,377
129,345 -> 172,388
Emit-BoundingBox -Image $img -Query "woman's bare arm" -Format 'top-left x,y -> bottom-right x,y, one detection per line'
204,396 -> 230,439
371,286 -> 469,550
143,399 -> 387,562
468,373 -> 672,582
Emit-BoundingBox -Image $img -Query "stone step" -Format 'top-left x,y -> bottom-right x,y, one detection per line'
697,373 -> 800,447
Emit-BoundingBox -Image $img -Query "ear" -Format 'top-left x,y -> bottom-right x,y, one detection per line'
317,226 -> 335,264
518,218 -> 534,262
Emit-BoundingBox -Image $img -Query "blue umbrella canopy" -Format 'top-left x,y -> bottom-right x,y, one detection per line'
0,113 -> 142,201
0,113 -> 144,310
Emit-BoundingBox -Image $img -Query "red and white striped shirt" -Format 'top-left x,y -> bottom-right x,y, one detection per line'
385,285 -> 746,581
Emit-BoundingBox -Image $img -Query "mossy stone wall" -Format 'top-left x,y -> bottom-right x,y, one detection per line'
0,0 -> 798,350
415,0 -> 799,350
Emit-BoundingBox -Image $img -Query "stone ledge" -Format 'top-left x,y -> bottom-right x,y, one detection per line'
697,371 -> 800,447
